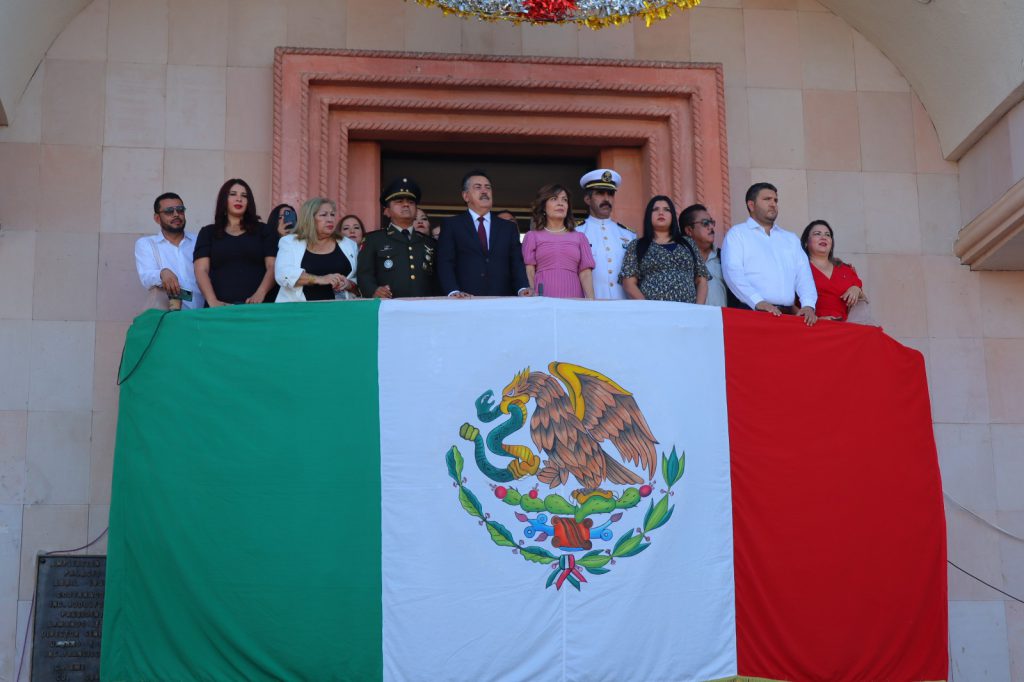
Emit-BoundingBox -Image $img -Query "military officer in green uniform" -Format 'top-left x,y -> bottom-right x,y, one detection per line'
358,177 -> 437,298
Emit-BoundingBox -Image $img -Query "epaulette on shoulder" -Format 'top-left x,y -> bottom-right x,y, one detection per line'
617,222 -> 635,234
575,218 -> 586,226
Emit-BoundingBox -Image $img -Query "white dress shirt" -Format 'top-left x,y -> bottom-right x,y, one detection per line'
576,215 -> 635,299
721,217 -> 817,309
703,248 -> 728,307
135,231 -> 204,309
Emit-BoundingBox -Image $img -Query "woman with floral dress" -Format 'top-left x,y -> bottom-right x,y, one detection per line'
620,195 -> 708,304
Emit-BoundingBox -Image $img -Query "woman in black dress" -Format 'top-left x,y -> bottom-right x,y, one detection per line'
193,178 -> 277,306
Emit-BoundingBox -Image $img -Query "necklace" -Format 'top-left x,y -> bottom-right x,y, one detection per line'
544,227 -> 567,233
309,235 -> 337,253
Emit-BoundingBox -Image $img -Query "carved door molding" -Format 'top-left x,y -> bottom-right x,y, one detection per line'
273,48 -> 729,230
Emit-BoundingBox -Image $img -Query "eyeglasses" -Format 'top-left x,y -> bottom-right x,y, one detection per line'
686,218 -> 716,228
809,230 -> 832,239
158,206 -> 186,216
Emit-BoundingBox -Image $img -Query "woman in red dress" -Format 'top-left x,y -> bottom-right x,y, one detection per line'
800,220 -> 866,321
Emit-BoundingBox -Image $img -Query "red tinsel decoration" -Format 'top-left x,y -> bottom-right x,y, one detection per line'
522,0 -> 577,21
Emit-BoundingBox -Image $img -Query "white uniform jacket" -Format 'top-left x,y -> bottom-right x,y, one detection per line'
274,234 -> 359,302
577,216 -> 636,299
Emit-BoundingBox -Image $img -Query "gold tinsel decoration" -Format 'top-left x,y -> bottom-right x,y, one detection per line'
410,0 -> 701,29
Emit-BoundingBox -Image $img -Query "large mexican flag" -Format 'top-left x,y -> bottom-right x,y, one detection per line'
102,299 -> 947,681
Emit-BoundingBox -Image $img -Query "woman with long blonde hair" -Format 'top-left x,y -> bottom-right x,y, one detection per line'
274,197 -> 359,302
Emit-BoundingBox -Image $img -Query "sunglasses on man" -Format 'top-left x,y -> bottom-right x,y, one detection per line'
158,206 -> 187,216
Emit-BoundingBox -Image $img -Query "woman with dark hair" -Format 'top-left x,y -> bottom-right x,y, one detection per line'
267,203 -> 297,239
262,202 -> 296,303
413,209 -> 431,236
193,179 -> 277,306
619,196 -> 708,303
521,184 -> 595,299
800,219 -> 866,321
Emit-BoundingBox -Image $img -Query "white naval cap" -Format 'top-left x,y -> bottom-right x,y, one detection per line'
580,169 -> 621,192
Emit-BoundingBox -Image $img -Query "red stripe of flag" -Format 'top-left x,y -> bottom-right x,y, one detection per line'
724,310 -> 948,681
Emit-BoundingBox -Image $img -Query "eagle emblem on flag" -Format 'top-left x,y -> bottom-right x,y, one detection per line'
445,362 -> 686,590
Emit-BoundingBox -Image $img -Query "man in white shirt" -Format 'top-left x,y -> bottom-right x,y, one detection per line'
135,192 -> 204,310
576,169 -> 635,299
680,203 -> 727,307
722,182 -> 817,326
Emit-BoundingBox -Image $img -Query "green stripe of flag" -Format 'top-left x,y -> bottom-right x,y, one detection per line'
103,302 -> 383,681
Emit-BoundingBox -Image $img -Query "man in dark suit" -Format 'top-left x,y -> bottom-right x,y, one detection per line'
437,170 -> 532,298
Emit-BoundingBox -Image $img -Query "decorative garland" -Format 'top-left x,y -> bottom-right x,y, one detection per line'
410,0 -> 701,29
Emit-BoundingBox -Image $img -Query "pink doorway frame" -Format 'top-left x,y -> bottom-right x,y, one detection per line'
273,48 -> 729,232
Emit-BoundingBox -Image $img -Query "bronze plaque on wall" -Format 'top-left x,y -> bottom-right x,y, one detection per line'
31,555 -> 105,682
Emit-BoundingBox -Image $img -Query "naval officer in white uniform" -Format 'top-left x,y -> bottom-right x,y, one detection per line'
576,169 -> 636,299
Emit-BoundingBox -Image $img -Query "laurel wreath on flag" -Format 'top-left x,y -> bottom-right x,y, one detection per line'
410,0 -> 701,29
445,444 -> 686,590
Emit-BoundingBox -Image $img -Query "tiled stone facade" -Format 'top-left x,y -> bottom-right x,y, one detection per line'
0,0 -> 1021,678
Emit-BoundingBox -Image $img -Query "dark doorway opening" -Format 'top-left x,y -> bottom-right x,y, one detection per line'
380,141 -> 597,233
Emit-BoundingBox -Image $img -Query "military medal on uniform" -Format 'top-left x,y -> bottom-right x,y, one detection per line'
381,242 -> 394,270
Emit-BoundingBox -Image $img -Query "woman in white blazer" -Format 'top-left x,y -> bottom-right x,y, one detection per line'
275,197 -> 359,302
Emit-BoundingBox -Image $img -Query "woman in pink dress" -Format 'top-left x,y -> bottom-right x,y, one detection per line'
522,184 -> 596,299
